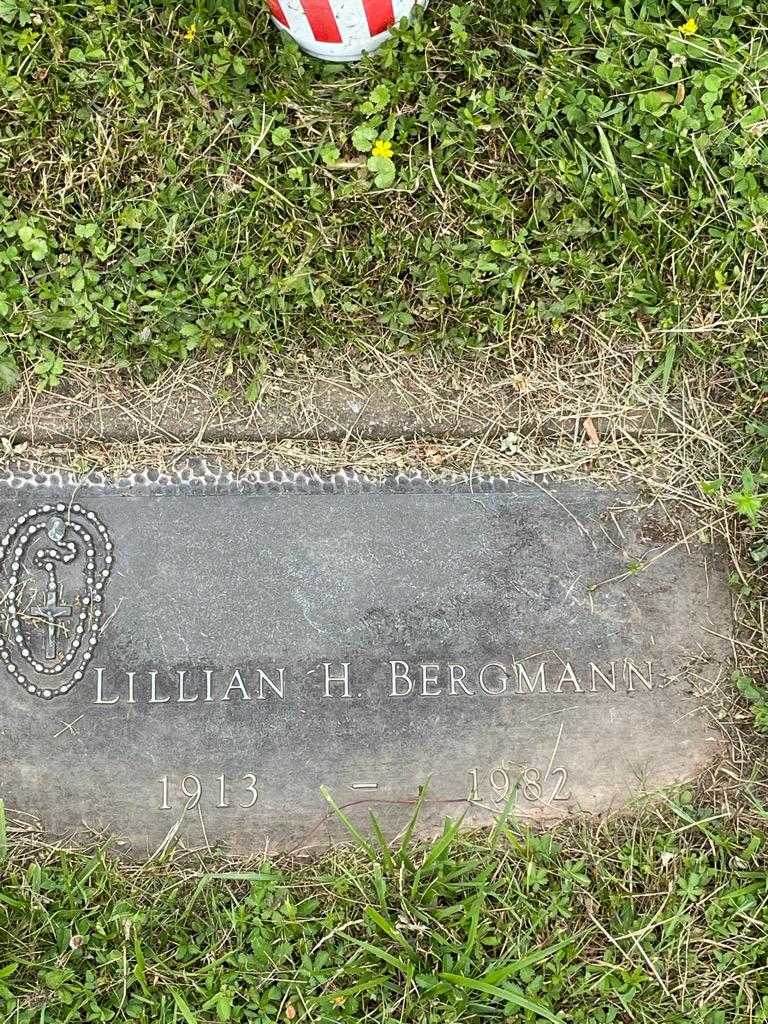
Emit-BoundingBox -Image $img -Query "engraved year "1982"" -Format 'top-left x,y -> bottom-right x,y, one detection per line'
468,762 -> 571,805
158,773 -> 258,811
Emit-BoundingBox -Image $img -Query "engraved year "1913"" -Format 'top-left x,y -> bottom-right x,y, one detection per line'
158,773 -> 258,811
468,762 -> 572,805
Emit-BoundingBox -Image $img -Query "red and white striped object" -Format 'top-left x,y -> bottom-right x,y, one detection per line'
267,0 -> 425,61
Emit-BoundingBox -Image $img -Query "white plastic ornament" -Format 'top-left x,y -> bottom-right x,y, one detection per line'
267,0 -> 425,62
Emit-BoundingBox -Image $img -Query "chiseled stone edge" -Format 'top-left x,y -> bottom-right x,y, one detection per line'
0,460 -> 537,497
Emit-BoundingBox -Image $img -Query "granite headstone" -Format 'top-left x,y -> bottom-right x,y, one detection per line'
0,467 -> 731,855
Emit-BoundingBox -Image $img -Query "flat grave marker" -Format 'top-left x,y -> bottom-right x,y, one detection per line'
0,467 -> 731,855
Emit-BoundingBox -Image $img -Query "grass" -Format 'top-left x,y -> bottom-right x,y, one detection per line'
1,803 -> 767,1023
1,1 -> 768,1021
0,0 -> 767,391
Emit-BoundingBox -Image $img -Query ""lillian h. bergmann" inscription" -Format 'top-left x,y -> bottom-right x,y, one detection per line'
90,658 -> 656,704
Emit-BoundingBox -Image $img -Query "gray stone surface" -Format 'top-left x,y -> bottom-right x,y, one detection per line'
0,469 -> 730,855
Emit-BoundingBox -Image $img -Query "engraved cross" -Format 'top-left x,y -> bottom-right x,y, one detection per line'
33,589 -> 72,660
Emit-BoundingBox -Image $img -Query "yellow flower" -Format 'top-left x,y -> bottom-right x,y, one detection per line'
183,22 -> 197,41
679,17 -> 698,35
371,138 -> 394,159
332,996 -> 346,1008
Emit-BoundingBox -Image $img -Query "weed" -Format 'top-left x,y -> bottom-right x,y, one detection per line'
1,811 -> 767,1022
0,1 -> 767,382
